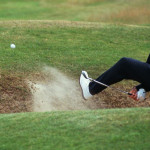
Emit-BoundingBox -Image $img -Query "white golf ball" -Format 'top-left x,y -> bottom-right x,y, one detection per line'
10,44 -> 16,49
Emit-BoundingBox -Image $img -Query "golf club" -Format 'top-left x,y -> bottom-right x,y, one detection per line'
82,71 -> 132,96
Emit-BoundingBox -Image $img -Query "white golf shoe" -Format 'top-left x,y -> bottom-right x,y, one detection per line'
80,71 -> 92,100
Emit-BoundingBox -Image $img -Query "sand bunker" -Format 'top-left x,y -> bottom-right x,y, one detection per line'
29,67 -> 98,112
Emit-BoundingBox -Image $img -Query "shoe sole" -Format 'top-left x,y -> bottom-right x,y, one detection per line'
79,75 -> 87,100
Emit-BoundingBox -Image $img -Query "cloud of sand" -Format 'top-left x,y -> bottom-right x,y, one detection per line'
28,67 -> 98,112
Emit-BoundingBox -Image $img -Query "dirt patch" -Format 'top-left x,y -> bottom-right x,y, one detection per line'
0,73 -> 32,113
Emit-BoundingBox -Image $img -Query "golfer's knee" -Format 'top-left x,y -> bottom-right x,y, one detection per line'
119,57 -> 130,65
119,57 -> 129,62
116,57 -> 132,70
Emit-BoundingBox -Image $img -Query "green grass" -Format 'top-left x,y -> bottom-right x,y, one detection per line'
0,21 -> 150,78
0,0 -> 150,24
0,108 -> 150,150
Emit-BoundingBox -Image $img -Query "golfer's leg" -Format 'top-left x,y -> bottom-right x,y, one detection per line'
89,57 -> 150,95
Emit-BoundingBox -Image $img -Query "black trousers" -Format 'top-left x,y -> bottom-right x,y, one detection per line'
89,57 -> 150,95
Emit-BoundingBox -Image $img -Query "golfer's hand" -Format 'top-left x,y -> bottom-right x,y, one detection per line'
129,87 -> 138,101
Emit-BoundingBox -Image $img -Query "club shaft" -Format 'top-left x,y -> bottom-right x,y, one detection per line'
88,77 -> 131,95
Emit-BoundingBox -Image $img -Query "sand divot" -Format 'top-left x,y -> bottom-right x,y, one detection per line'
29,67 -> 98,112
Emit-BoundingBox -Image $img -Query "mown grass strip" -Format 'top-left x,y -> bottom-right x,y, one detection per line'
0,108 -> 150,150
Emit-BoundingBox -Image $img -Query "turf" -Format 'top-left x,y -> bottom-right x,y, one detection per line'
0,108 -> 150,150
0,21 -> 150,78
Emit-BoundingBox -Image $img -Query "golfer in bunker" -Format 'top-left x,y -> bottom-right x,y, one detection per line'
80,54 -> 150,101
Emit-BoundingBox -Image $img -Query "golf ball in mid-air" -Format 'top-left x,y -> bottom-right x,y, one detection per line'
10,44 -> 16,49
